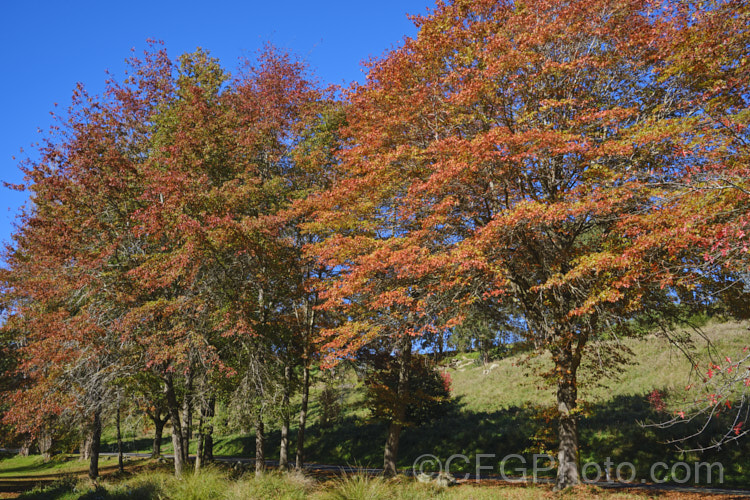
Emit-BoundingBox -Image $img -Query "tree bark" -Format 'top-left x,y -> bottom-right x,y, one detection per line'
383,420 -> 403,477
203,397 -> 214,462
39,428 -> 53,463
116,406 -> 124,473
295,362 -> 310,470
151,414 -> 168,458
554,339 -> 583,490
295,293 -> 317,470
181,368 -> 193,464
79,435 -> 90,461
255,407 -> 265,476
20,436 -> 31,457
164,375 -> 185,477
383,336 -> 411,476
194,392 -> 214,472
279,364 -> 291,470
88,409 -> 102,480
195,411 -> 204,473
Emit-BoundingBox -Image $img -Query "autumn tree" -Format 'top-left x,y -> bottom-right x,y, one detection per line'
0,37 -> 338,479
305,0 -> 738,488
120,44 -> 335,477
0,44 -> 172,478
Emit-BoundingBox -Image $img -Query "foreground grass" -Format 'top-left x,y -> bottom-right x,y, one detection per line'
12,467 -> 732,500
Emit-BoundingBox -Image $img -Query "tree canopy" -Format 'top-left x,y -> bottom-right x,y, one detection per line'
1,0 -> 748,490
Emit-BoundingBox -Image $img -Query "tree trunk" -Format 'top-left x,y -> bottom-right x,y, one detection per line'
181,368 -> 193,464
481,338 -> 490,365
164,375 -> 185,477
20,436 -> 31,457
554,341 -> 582,490
383,420 -> 403,477
39,428 -> 53,463
194,391 -> 214,472
279,364 -> 291,470
203,397 -> 214,462
116,406 -> 124,473
79,435 -> 91,461
88,409 -> 102,480
383,336 -> 411,476
255,407 -> 265,476
295,362 -> 310,470
151,414 -> 167,458
195,411 -> 204,473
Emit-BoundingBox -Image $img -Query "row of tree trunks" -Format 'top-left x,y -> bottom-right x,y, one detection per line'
70,368 -> 307,479
251,361 -> 310,476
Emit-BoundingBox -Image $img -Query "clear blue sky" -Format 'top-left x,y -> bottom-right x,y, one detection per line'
0,0 -> 434,253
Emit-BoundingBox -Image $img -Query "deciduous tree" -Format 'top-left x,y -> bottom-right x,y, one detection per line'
306,0 -> 741,488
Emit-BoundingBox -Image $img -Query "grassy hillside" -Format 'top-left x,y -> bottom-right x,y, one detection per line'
449,318 -> 750,410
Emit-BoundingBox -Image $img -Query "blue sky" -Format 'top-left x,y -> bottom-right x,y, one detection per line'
0,0 -> 434,252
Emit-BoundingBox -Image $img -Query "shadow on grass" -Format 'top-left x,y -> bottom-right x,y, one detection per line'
15,477 -> 77,500
17,481 -> 160,500
581,394 -> 750,487
228,394 -> 750,487
100,439 -> 154,455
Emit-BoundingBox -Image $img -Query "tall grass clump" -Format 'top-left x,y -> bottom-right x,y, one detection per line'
315,474 -> 446,500
225,471 -> 314,500
105,468 -> 229,500
165,467 -> 230,500
316,474 -> 391,500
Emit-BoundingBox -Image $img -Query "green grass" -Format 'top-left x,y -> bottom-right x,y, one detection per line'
0,454 -> 124,478
447,319 -> 750,411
